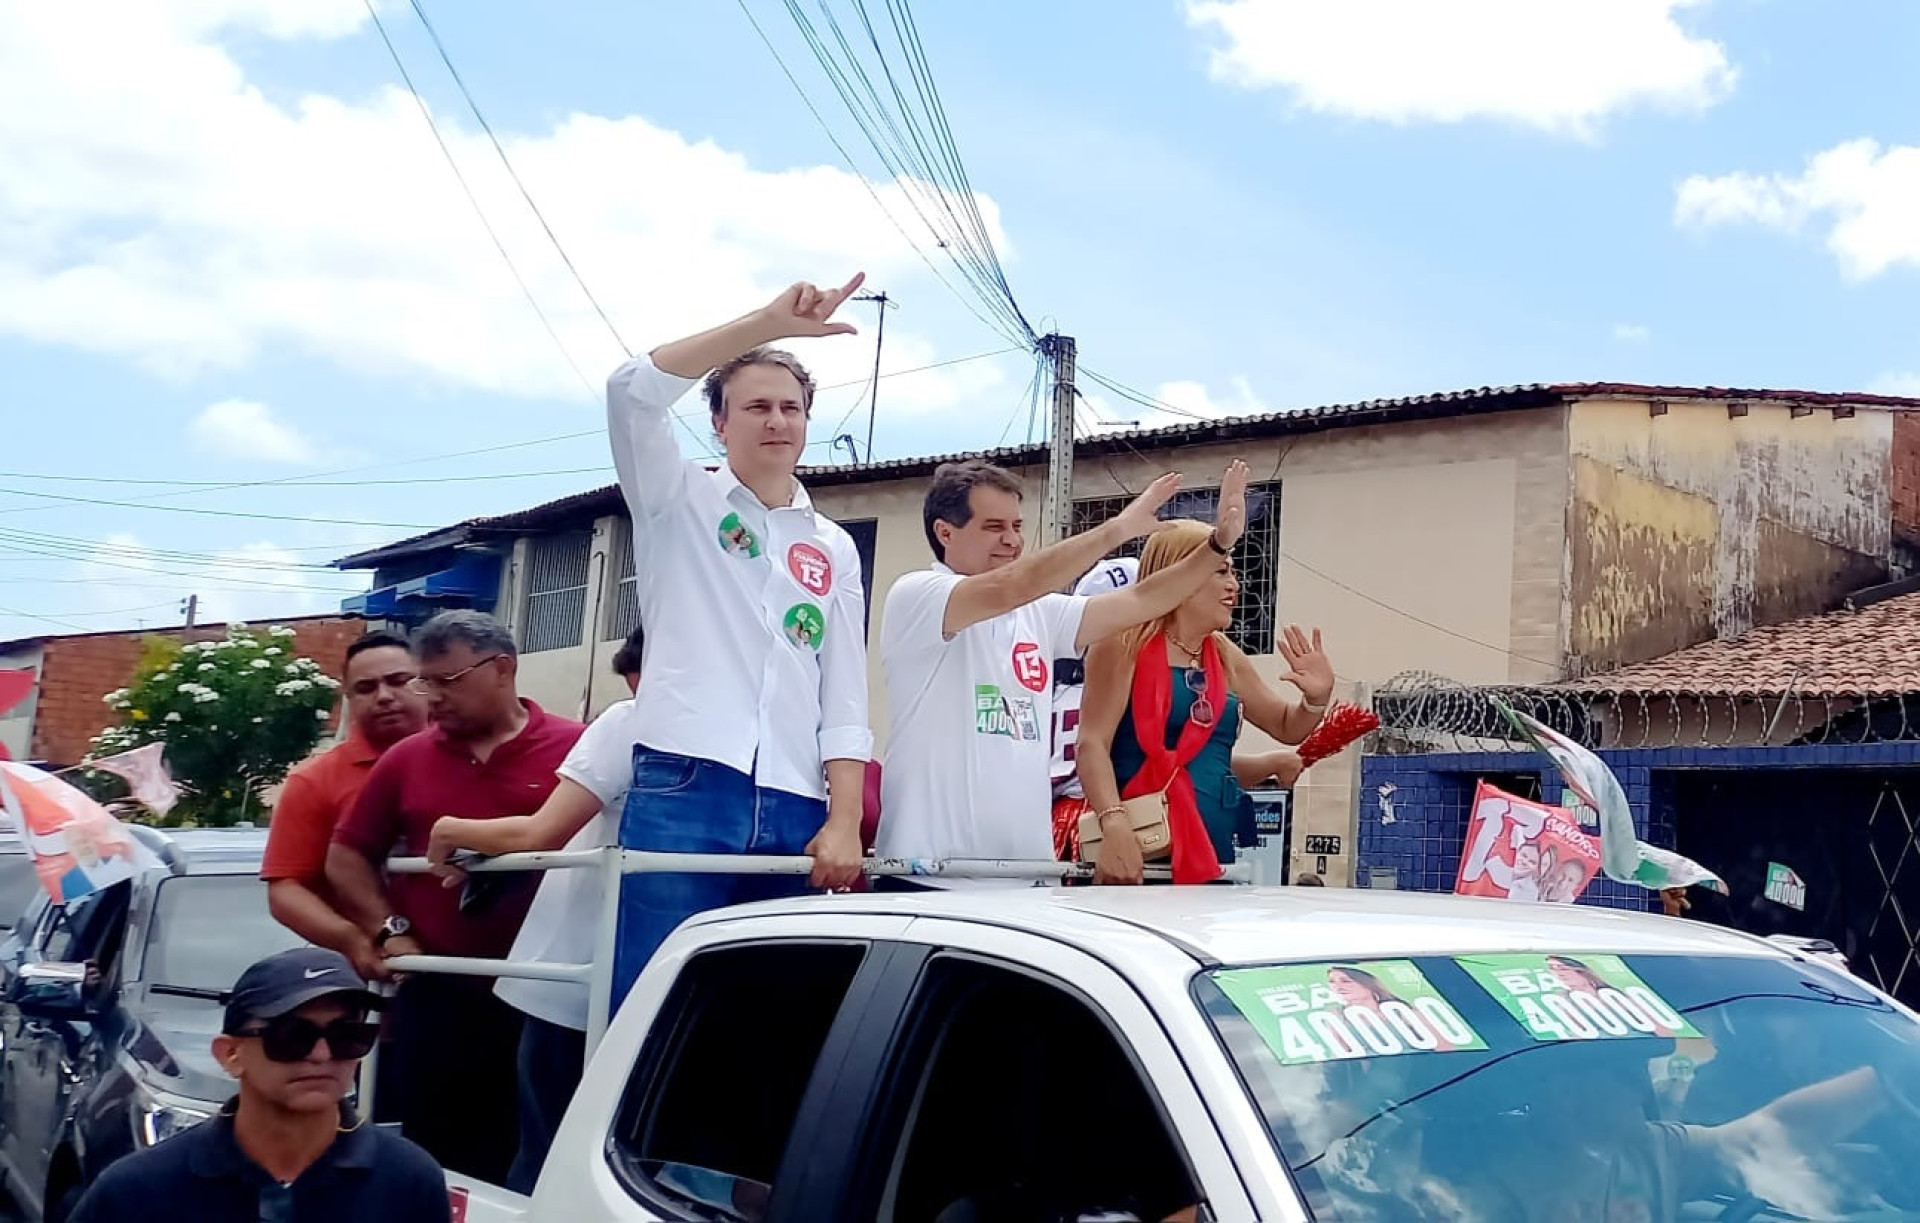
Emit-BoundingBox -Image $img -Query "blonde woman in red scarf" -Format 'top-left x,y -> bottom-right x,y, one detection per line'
1076,521 -> 1336,885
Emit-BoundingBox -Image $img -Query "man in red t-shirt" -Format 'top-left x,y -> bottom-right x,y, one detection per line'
327,610 -> 584,1185
261,631 -> 427,977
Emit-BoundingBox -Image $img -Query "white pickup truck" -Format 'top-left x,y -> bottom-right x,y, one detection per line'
447,886 -> 1920,1223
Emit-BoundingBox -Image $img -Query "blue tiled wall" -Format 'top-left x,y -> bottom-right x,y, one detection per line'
1357,743 -> 1920,912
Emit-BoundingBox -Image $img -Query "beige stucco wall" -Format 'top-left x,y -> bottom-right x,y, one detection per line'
1567,399 -> 1892,674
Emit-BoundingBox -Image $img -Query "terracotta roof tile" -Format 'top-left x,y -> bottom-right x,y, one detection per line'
1562,590 -> 1920,698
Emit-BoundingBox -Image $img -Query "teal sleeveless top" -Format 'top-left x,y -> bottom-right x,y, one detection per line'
1110,666 -> 1243,865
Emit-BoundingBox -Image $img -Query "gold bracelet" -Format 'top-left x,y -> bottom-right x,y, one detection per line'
1095,804 -> 1128,822
1301,696 -> 1329,715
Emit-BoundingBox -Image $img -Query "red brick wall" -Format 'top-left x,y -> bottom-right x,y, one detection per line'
29,616 -> 365,767
1894,413 -> 1920,544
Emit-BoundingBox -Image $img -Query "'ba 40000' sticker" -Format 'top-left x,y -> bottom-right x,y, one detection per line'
1456,953 -> 1702,1042
1214,960 -> 1487,1065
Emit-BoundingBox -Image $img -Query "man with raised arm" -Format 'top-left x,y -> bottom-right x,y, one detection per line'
604,274 -> 873,995
874,457 -> 1249,884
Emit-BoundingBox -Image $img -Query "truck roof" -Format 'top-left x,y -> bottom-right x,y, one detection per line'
696,886 -> 1787,967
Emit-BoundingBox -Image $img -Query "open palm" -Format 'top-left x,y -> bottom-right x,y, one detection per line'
1278,625 -> 1335,707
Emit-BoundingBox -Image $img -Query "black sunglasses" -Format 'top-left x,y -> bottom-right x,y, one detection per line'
236,1015 -> 379,1064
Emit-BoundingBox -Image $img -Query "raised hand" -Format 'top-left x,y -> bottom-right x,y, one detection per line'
1277,625 -> 1335,709
1111,472 -> 1182,540
759,272 -> 866,341
1213,459 -> 1250,551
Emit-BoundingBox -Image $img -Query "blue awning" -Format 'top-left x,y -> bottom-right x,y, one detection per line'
340,554 -> 500,618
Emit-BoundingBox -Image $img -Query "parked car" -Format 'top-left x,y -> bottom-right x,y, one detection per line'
447,884 -> 1920,1222
0,825 -> 40,931
0,828 -> 302,1222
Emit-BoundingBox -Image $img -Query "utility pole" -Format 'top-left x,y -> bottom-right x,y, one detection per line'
1038,333 -> 1077,546
180,594 -> 198,629
855,290 -> 891,462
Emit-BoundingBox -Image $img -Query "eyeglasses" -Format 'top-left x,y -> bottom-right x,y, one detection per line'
348,672 -> 417,698
405,654 -> 502,694
235,1015 -> 379,1063
1184,668 -> 1216,728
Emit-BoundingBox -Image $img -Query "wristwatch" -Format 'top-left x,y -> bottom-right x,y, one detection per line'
375,915 -> 412,948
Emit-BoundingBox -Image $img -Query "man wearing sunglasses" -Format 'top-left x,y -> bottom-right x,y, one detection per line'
68,947 -> 448,1222
263,631 -> 428,980
328,610 -> 584,1184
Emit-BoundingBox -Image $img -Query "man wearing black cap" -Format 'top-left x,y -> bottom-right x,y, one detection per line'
69,947 -> 449,1222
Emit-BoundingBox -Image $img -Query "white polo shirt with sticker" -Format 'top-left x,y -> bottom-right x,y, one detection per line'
608,356 -> 873,800
876,565 -> 1088,882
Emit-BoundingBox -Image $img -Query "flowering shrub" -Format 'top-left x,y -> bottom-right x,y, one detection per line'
90,624 -> 340,826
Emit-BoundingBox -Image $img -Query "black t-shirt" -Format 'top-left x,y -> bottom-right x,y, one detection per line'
70,1106 -> 450,1223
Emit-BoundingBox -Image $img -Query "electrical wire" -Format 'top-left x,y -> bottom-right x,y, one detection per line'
0,487 -> 435,530
359,0 -> 600,404
405,0 -> 630,357
734,0 -> 1031,350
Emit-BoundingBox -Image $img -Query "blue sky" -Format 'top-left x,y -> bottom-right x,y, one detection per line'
2,0 -> 1918,643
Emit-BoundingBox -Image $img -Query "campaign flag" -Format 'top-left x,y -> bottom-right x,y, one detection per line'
85,742 -> 180,816
1492,698 -> 1726,893
1455,783 -> 1600,904
0,761 -> 162,903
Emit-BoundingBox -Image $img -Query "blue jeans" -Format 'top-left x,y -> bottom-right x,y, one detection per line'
612,748 -> 825,1007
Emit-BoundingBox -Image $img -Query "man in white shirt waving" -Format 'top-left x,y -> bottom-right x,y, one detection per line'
875,457 -> 1248,883
605,273 -> 873,993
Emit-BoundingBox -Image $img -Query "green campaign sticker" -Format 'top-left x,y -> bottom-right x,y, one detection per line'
1456,953 -> 1701,1043
782,603 -> 824,651
1214,960 -> 1487,1066
717,512 -> 761,558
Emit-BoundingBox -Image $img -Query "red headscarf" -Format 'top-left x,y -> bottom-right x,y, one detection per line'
1121,634 -> 1225,884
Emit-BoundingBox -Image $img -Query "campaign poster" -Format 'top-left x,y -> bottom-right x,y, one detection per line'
1213,959 -> 1487,1066
1454,782 -> 1601,904
1456,952 -> 1703,1043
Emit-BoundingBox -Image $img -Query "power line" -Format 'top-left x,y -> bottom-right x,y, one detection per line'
0,487 -> 436,530
0,467 -> 612,490
405,0 -> 630,357
0,603 -> 87,633
359,0 -> 600,406
0,544 -> 366,594
0,528 -> 347,571
732,0 -> 1029,350
770,0 -> 1038,346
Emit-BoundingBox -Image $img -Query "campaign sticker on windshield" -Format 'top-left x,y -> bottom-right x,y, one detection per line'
1214,960 -> 1488,1066
1456,953 -> 1702,1043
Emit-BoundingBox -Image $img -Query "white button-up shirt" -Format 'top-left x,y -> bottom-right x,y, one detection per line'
607,355 -> 873,800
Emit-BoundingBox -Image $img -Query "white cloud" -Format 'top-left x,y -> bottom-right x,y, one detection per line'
1185,0 -> 1734,136
189,399 -> 317,464
1870,372 -> 1920,398
1612,323 -> 1651,343
0,2 -> 1008,411
1674,139 -> 1920,280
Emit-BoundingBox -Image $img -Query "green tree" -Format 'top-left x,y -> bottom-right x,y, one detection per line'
89,624 -> 341,826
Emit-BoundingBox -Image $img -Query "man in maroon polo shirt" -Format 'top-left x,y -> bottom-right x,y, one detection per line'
327,610 -> 583,1184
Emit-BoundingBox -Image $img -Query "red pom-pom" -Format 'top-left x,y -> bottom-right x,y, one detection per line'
1296,703 -> 1381,767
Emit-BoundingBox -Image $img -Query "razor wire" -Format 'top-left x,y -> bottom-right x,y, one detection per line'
1368,670 -> 1920,754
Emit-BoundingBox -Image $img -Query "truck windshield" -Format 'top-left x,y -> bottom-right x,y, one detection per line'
1196,951 -> 1920,1222
141,874 -> 304,995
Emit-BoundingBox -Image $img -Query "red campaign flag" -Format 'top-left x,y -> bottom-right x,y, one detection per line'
1454,782 -> 1601,905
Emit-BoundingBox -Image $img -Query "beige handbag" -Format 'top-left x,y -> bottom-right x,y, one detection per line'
1078,787 -> 1174,863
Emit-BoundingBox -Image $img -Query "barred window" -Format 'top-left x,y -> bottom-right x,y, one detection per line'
604,517 -> 640,642
1070,481 -> 1281,655
521,531 -> 592,653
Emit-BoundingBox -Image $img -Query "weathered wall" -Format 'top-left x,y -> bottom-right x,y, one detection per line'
1568,399 -> 1892,674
